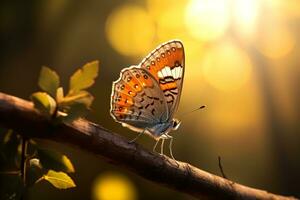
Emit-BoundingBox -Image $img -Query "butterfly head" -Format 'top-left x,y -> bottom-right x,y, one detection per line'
172,118 -> 181,131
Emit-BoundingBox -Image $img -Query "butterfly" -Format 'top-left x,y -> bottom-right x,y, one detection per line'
110,40 -> 185,159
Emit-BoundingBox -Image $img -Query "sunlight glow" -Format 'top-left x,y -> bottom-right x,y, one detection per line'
233,0 -> 260,39
198,85 -> 266,136
202,41 -> 252,91
256,25 -> 295,59
146,0 -> 188,43
105,5 -> 155,57
92,173 -> 136,200
267,0 -> 300,18
185,0 -> 230,41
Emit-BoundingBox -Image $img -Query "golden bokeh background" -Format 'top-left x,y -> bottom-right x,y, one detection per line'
0,0 -> 299,199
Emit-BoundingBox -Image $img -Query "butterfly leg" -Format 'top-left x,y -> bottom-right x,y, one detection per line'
160,139 -> 165,155
169,136 -> 175,160
152,138 -> 160,153
128,129 -> 146,143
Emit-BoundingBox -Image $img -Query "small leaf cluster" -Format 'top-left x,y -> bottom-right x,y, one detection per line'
0,130 -> 23,200
0,61 -> 100,199
0,130 -> 75,200
26,142 -> 76,189
31,61 -> 99,122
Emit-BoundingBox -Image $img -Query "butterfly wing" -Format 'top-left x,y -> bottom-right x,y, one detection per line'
110,66 -> 168,133
139,40 -> 185,119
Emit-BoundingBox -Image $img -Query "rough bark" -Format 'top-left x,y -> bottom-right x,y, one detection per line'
0,92 -> 297,200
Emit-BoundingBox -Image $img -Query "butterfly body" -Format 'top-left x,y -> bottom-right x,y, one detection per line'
110,40 -> 185,142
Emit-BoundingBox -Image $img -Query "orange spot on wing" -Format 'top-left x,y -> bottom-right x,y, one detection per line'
111,104 -> 133,119
141,47 -> 184,81
112,92 -> 134,106
126,76 -> 142,92
160,82 -> 177,91
162,49 -> 184,70
122,84 -> 137,97
139,71 -> 154,87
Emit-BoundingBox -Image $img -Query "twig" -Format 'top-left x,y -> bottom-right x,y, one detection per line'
20,137 -> 27,183
0,92 -> 297,200
218,156 -> 228,179
0,171 -> 21,175
20,136 -> 28,200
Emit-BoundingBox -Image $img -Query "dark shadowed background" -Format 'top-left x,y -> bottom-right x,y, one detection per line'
0,0 -> 299,199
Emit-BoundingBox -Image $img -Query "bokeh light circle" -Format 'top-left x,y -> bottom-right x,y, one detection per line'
256,26 -> 295,59
105,5 -> 155,57
233,0 -> 260,41
185,0 -> 230,41
202,41 -> 252,91
92,172 -> 137,200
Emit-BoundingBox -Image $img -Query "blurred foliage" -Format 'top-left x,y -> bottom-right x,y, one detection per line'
0,61 -> 99,199
37,148 -> 75,173
31,61 -> 99,122
0,129 -> 76,199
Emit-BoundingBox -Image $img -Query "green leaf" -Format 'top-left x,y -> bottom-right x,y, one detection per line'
69,61 -> 99,94
62,90 -> 94,108
38,66 -> 60,97
3,129 -> 13,144
43,170 -> 76,189
31,92 -> 57,116
56,87 -> 64,103
37,148 -> 75,173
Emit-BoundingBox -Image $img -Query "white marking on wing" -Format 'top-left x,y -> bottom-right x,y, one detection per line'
179,67 -> 182,78
158,71 -> 163,78
166,67 -> 172,76
177,68 -> 181,79
162,68 -> 167,77
172,68 -> 176,79
175,67 -> 180,79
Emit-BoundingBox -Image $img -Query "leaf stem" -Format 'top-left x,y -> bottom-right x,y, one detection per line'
20,136 -> 28,200
51,103 -> 59,120
0,170 -> 21,175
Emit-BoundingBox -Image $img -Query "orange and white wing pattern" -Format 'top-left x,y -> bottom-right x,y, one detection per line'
110,66 -> 168,133
139,40 -> 185,118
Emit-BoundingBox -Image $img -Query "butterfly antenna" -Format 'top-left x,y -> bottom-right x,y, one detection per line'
180,105 -> 206,117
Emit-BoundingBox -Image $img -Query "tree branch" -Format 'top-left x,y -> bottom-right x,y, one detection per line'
0,92 -> 297,200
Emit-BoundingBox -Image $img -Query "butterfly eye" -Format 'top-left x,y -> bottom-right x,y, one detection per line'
172,119 -> 181,130
171,47 -> 176,52
121,85 -> 125,90
161,53 -> 165,58
143,75 -> 148,79
134,84 -> 139,89
167,50 -> 171,55
127,77 -> 132,82
173,121 -> 177,127
151,61 -> 155,65
156,57 -> 160,62
135,74 -> 140,78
